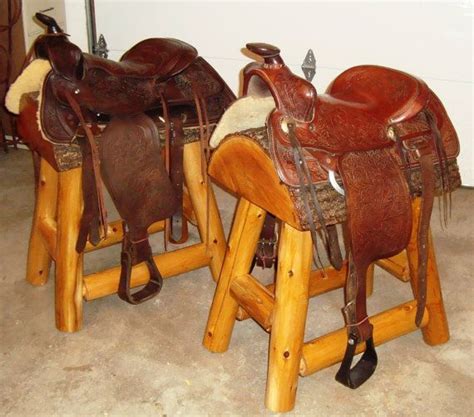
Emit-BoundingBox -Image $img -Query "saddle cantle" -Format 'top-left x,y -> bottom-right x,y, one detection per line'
19,13 -> 235,304
211,42 -> 459,389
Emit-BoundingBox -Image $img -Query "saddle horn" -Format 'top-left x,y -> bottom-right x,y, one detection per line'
246,43 -> 284,66
35,12 -> 64,34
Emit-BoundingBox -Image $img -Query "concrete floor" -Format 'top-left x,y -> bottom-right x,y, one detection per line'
1,149 -> 473,416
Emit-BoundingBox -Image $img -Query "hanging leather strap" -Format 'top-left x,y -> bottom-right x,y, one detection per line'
193,88 -> 211,246
287,122 -> 343,271
399,134 -> 435,326
64,90 -> 108,251
394,112 -> 437,326
75,136 -> 101,251
169,115 -> 188,244
253,214 -> 278,269
414,147 -> 435,325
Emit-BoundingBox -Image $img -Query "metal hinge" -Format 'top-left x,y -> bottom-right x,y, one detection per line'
301,49 -> 316,82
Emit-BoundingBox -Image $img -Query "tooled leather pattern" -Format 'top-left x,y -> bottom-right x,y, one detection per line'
426,92 -> 460,158
269,96 -> 391,187
270,95 -> 459,188
271,71 -> 316,121
173,58 -> 224,98
41,57 -> 232,144
339,149 -> 412,332
41,73 -> 78,143
341,148 -> 412,264
82,69 -> 156,114
99,114 -> 179,239
304,97 -> 388,151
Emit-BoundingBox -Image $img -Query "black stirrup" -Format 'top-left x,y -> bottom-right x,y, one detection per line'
335,335 -> 378,389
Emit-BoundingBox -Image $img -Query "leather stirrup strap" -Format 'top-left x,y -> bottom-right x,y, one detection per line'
337,254 -> 377,388
118,230 -> 163,305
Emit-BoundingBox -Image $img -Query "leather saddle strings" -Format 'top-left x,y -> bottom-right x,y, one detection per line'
287,121 -> 338,272
64,90 -> 108,239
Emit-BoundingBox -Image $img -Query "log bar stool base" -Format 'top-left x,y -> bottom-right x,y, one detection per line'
203,137 -> 449,412
28,140 -> 226,332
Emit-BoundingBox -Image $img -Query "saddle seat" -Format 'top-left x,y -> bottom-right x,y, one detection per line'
84,38 -> 198,81
326,65 -> 431,125
274,65 -> 432,162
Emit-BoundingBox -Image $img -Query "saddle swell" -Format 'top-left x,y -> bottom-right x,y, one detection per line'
238,42 -> 460,389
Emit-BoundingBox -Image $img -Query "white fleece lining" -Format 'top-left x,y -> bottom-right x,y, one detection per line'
209,95 -> 275,148
5,59 -> 52,114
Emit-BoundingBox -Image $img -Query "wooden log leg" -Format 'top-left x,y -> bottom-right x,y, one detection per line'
183,141 -> 226,281
265,223 -> 312,413
407,198 -> 449,345
55,167 -> 83,332
203,198 -> 266,352
27,158 -> 58,285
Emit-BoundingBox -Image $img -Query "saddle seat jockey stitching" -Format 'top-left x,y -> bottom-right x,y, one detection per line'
27,13 -> 235,304
241,43 -> 458,389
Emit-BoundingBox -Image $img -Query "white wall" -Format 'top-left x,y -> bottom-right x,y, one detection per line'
22,0 -> 67,49
64,0 -> 88,50
65,0 -> 473,185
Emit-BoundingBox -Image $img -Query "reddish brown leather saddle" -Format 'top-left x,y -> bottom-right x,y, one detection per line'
33,13 -> 235,304
243,43 -> 459,388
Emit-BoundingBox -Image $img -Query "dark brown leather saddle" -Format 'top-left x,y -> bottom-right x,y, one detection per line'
33,13 -> 235,304
243,43 -> 459,388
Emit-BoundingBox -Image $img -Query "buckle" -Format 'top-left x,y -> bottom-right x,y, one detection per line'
402,137 -> 431,158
